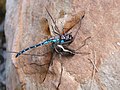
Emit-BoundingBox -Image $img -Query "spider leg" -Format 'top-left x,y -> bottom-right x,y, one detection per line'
75,52 -> 90,55
41,48 -> 55,82
56,54 -> 63,90
51,25 -> 60,35
46,7 -> 61,35
73,15 -> 85,41
7,50 -> 51,57
75,36 -> 91,51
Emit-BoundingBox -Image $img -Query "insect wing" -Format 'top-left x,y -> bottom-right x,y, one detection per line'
40,17 -> 52,37
62,11 -> 85,34
10,17 -> 53,83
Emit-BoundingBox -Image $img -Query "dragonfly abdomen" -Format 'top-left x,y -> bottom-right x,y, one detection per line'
15,38 -> 63,58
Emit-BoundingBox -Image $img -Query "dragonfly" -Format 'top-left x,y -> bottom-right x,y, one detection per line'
15,9 -> 78,58
9,8 -> 90,89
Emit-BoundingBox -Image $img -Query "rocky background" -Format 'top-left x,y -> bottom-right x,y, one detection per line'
0,0 -> 6,90
4,0 -> 120,90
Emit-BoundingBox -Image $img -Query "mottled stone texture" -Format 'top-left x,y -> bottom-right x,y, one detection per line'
5,0 -> 120,90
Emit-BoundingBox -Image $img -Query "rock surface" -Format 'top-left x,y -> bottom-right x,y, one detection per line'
5,0 -> 120,90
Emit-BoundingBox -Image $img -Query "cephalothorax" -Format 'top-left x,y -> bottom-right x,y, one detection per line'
54,44 -> 75,56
